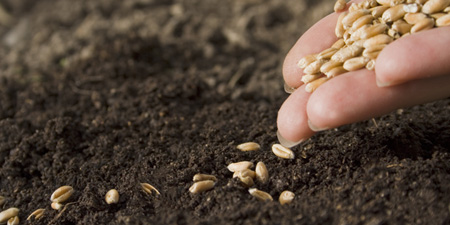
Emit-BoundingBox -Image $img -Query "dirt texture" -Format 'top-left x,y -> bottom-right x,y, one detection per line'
0,0 -> 449,224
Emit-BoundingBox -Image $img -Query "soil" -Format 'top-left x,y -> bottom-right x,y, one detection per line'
0,0 -> 449,224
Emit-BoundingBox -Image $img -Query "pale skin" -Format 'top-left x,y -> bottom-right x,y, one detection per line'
277,0 -> 450,147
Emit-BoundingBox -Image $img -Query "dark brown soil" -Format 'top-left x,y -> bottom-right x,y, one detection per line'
0,0 -> 449,224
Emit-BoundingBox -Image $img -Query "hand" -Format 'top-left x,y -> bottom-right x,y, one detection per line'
277,2 -> 450,147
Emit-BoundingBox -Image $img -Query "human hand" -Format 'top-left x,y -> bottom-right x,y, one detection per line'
277,1 -> 450,147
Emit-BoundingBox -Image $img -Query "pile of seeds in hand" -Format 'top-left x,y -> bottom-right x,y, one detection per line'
298,0 -> 450,92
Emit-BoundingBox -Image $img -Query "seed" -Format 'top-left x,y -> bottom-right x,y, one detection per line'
305,77 -> 329,93
349,2 -> 363,12
279,190 -> 295,205
371,6 -> 390,17
237,142 -> 260,151
27,208 -> 45,220
343,57 -> 370,71
359,23 -> 389,39
392,19 -> 413,34
272,144 -> 295,159
388,28 -> 401,39
342,9 -> 370,27
317,47 -> 339,60
416,0 -> 429,4
140,183 -> 161,195
436,14 -> 450,26
248,188 -> 273,201
325,66 -> 348,78
336,12 -> 348,38
403,3 -> 420,13
445,6 -> 450,12
193,173 -> 218,182
189,180 -> 215,193
335,0 -> 347,12
227,161 -> 254,172
390,0 -> 406,5
422,0 -> 450,14
7,216 -> 18,225
364,43 -> 388,54
364,0 -> 379,9
410,17 -> 435,33
331,39 -> 346,49
105,189 -> 119,204
233,169 -> 256,179
301,74 -> 322,84
255,162 -> 269,184
366,59 -> 376,70
51,202 -> 63,210
320,60 -> 343,74
377,0 -> 391,5
297,54 -> 317,69
431,12 -> 447,19
50,185 -> 74,203
0,208 -> 19,223
304,59 -> 326,74
331,45 -> 364,62
0,196 -> 4,207
363,34 -> 393,49
382,4 -> 407,22
351,14 -> 374,31
404,12 -> 428,24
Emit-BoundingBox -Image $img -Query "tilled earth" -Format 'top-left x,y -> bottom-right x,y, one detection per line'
0,0 -> 449,224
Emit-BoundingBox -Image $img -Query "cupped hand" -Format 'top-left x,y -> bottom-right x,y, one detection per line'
277,3 -> 450,147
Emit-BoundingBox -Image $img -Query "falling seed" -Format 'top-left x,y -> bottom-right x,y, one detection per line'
272,144 -> 295,159
193,174 -> 217,182
236,142 -> 260,151
255,162 -> 269,184
27,208 -> 45,220
141,183 -> 161,195
279,191 -> 295,205
227,161 -> 254,172
105,189 -> 120,204
189,180 -> 215,193
50,185 -> 74,203
0,208 -> 19,223
248,188 -> 273,201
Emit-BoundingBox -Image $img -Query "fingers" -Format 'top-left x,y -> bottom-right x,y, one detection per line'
277,88 -> 315,146
307,71 -> 450,130
282,13 -> 340,89
376,26 -> 450,87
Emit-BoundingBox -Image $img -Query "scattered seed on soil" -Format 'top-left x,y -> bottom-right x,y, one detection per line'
236,142 -> 260,151
50,185 -> 74,203
238,175 -> 254,187
141,183 -> 161,195
248,188 -> 273,201
189,180 -> 215,193
233,169 -> 256,179
272,144 -> 295,159
7,216 -> 19,225
279,190 -> 295,205
193,174 -> 218,182
0,208 -> 19,223
255,162 -> 269,184
27,208 -> 45,220
105,189 -> 119,204
227,161 -> 254,172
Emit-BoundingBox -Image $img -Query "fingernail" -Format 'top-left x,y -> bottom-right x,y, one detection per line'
277,130 -> 303,148
376,78 -> 391,87
284,82 -> 296,94
307,120 -> 328,132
